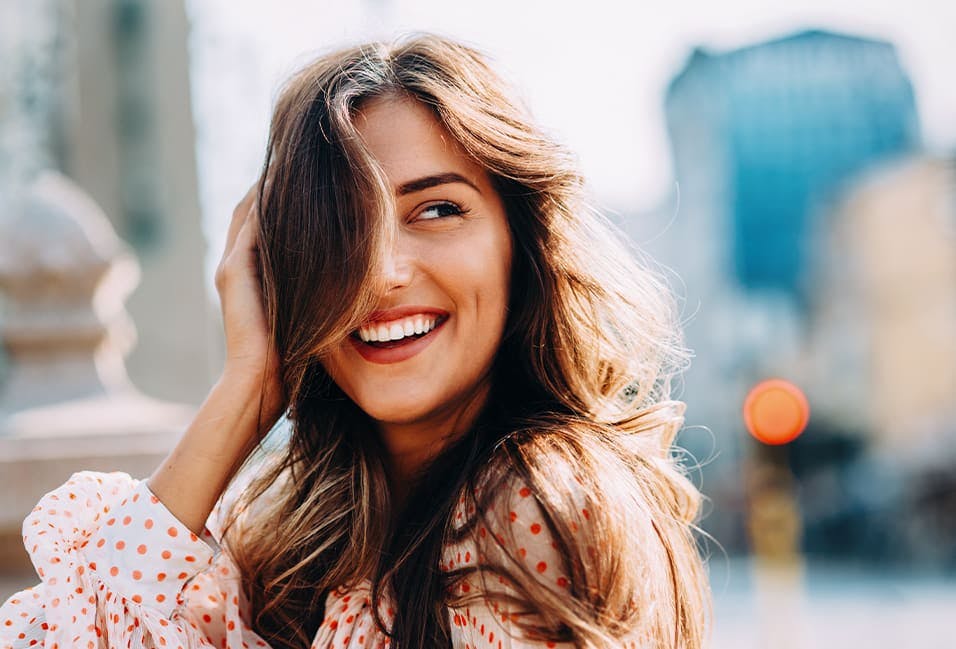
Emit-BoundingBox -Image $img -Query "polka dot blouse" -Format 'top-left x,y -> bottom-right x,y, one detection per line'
1,471 -> 577,649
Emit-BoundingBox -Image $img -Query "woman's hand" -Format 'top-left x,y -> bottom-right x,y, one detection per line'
215,183 -> 284,421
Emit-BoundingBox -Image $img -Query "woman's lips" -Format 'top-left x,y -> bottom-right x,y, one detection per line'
361,305 -> 449,325
349,314 -> 449,365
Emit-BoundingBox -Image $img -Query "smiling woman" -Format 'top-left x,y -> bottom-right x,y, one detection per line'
1,34 -> 709,649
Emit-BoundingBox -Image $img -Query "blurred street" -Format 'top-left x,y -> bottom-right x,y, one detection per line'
712,560 -> 956,648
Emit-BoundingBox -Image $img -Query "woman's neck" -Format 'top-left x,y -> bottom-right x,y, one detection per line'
377,381 -> 491,508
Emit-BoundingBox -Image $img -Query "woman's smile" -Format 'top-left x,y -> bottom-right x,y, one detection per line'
349,306 -> 451,364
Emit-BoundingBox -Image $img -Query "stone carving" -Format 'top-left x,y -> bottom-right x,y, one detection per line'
0,171 -> 139,412
0,171 -> 193,536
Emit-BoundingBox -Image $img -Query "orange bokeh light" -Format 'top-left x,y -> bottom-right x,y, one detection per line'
743,379 -> 810,445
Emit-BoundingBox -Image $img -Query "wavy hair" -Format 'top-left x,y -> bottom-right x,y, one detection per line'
223,33 -> 710,649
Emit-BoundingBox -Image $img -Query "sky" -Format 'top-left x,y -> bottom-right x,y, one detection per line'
186,0 -> 955,278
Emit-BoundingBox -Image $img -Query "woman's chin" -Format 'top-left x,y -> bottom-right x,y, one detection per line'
356,398 -> 440,429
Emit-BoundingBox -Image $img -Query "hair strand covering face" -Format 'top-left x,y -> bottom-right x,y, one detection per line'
220,32 -> 711,649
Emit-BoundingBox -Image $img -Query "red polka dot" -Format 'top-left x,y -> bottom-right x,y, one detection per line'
536,561 -> 548,573
131,570 -> 142,580
519,487 -> 531,498
161,550 -> 172,560
157,572 -> 166,582
167,527 -> 178,537
114,540 -> 125,550
144,519 -> 153,530
137,544 -> 147,555
109,567 -> 119,577
530,523 -> 542,535
122,516 -> 132,526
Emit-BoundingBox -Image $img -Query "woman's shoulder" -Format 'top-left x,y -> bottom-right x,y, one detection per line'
443,437 -> 594,577
439,438 -> 604,646
441,424 -> 697,643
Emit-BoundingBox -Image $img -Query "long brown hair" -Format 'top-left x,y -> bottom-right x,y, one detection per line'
224,33 -> 710,649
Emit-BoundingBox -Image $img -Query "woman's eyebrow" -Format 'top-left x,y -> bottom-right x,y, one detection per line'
396,172 -> 481,196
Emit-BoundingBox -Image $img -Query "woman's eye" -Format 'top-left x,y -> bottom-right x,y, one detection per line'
416,202 -> 465,221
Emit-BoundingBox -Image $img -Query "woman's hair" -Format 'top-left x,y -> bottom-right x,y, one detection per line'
223,33 -> 710,649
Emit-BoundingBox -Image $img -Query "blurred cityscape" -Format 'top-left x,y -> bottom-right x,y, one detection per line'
1,1 -> 954,647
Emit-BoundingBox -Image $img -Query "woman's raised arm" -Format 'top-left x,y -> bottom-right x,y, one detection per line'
147,184 -> 285,534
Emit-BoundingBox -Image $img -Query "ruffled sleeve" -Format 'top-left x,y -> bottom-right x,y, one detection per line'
0,471 -> 271,649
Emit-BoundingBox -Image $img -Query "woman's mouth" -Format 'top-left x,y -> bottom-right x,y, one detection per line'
353,314 -> 446,348
348,311 -> 449,363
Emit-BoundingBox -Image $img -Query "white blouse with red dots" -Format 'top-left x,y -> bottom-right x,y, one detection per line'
0,471 -> 580,649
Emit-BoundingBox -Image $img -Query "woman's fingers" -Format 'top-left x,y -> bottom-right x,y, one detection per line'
232,203 -> 259,266
223,183 -> 258,260
216,183 -> 259,293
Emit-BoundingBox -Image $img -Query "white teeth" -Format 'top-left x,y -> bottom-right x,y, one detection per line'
357,315 -> 441,343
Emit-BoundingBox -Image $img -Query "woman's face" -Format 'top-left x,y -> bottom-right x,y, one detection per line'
323,95 -> 513,452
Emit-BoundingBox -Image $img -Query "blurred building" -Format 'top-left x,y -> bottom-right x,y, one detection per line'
666,29 -> 919,301
64,0 -> 216,403
798,156 -> 956,565
0,0 -> 215,407
809,157 -> 956,459
655,29 -> 923,553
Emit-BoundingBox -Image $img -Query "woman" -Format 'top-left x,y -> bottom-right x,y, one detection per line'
1,34 -> 709,649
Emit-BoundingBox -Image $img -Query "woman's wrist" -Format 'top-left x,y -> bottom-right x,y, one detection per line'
220,361 -> 284,425
147,371 -> 281,534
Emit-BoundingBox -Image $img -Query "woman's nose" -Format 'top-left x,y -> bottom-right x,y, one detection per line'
377,236 -> 414,292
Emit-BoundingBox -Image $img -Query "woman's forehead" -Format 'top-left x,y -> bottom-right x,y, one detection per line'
354,95 -> 489,195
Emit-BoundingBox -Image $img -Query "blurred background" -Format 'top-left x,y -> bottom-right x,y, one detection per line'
1,1 -> 954,647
